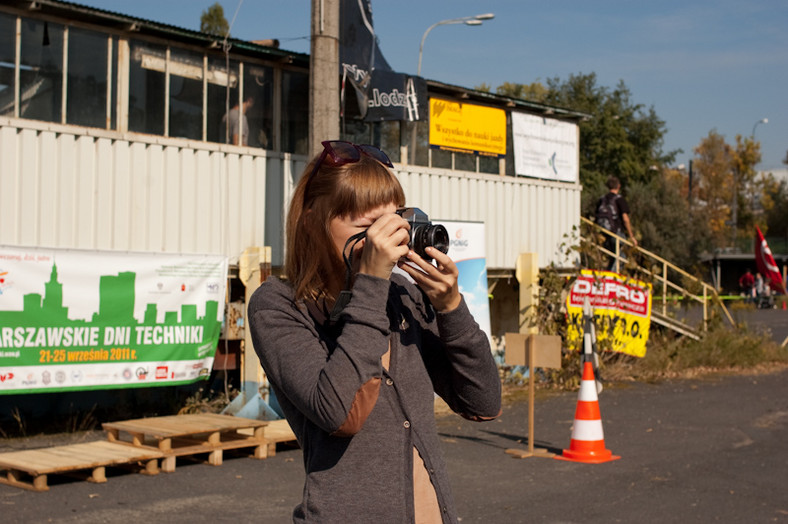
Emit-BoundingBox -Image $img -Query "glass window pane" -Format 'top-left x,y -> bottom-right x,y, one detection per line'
454,151 -> 476,172
129,40 -> 165,135
20,19 -> 63,123
281,70 -> 308,154
340,119 -> 371,146
168,47 -> 203,140
67,27 -> 107,128
243,64 -> 274,149
377,121 -> 400,164
414,120 -> 429,166
0,13 -> 15,117
207,55 -> 238,144
431,148 -> 451,169
479,155 -> 499,174
110,36 -> 117,130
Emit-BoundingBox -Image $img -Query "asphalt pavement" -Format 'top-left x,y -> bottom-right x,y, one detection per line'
2,365 -> 787,523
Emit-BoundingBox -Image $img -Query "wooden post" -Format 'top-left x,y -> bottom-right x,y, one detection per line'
504,333 -> 562,459
515,253 -> 539,334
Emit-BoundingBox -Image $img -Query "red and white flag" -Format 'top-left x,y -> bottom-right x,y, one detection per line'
755,226 -> 786,294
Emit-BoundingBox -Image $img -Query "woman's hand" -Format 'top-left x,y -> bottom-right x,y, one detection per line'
397,247 -> 462,312
358,213 -> 411,280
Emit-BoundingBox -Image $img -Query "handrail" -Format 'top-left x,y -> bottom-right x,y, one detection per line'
580,216 -> 735,330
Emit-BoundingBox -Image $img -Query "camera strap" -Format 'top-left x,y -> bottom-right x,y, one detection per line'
328,230 -> 367,323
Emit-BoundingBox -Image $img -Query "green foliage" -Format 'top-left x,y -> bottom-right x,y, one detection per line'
495,81 -> 548,102
626,170 -> 713,271
200,2 -> 230,37
541,74 -> 676,191
764,176 -> 788,240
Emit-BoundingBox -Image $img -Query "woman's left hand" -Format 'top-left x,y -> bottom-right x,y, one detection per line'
397,247 -> 462,312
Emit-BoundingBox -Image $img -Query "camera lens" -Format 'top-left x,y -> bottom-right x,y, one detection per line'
413,224 -> 449,261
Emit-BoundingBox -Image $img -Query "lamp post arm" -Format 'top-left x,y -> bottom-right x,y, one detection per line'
418,20 -> 449,76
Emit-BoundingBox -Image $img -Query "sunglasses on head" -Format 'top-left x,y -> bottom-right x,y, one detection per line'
303,140 -> 394,206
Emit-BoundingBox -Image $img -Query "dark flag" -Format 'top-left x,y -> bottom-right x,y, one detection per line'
339,0 -> 427,122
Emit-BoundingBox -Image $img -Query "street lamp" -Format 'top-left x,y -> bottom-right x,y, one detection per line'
752,118 -> 768,137
417,13 -> 495,76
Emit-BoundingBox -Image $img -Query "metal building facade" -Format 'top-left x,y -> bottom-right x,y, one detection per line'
1,116 -> 579,271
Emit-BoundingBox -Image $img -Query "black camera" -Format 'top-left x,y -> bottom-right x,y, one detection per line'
396,208 -> 449,261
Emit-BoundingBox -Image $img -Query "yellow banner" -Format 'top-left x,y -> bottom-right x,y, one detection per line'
565,270 -> 653,358
429,98 -> 506,157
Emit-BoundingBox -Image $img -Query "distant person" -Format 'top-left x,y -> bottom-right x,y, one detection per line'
739,268 -> 755,301
754,272 -> 765,297
221,95 -> 254,145
595,176 -> 637,271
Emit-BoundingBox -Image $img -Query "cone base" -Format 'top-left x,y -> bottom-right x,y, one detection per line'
554,447 -> 621,464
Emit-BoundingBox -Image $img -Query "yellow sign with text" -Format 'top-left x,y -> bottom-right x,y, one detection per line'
565,270 -> 653,358
429,98 -> 506,157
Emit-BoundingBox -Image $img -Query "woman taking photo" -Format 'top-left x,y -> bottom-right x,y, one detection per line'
248,140 -> 501,523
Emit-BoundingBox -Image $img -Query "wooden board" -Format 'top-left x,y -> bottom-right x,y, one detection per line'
0,441 -> 163,492
103,413 -> 269,472
238,419 -> 298,457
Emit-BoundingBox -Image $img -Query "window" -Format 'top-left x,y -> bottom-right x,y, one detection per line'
378,121 -> 401,164
129,40 -> 165,135
454,151 -> 476,172
243,64 -> 274,149
20,19 -> 63,123
479,155 -> 499,175
67,27 -> 109,128
0,13 -> 15,116
168,48 -> 203,140
281,70 -> 308,154
207,55 -> 238,144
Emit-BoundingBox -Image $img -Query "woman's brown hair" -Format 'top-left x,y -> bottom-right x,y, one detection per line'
285,152 -> 405,302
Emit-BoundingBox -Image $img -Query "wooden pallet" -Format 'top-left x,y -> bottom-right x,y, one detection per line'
103,413 -> 268,472
238,419 -> 298,457
0,441 -> 163,492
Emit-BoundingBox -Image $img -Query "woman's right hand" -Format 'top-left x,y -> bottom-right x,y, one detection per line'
358,213 -> 411,280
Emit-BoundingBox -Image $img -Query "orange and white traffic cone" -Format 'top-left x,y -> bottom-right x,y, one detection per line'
555,360 -> 620,464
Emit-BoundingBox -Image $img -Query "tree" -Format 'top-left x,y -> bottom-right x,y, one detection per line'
201,2 -> 229,37
692,131 -> 762,251
763,175 -> 788,244
483,73 -> 680,264
494,81 -> 548,102
627,168 -> 712,271
482,73 -> 674,204
540,74 -> 674,196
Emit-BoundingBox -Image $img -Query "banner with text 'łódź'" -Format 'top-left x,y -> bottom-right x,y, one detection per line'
0,246 -> 227,394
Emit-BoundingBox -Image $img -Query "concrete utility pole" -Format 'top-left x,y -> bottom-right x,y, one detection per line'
309,0 -> 341,157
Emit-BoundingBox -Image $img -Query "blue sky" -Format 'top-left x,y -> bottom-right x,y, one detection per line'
78,0 -> 787,172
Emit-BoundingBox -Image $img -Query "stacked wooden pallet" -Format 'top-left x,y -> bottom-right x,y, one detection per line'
0,413 -> 297,491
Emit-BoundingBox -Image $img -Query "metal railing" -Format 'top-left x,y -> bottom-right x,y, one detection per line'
580,217 -> 734,335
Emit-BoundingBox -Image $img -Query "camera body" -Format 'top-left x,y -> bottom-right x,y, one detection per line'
395,207 -> 449,261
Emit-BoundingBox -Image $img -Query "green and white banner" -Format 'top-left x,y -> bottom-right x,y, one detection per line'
0,246 -> 227,394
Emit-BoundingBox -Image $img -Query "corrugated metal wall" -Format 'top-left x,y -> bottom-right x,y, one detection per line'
0,117 -> 305,266
395,166 -> 581,269
1,118 -> 580,271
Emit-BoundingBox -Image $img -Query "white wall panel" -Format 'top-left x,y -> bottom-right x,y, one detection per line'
0,118 -> 300,265
394,166 -> 581,270
1,117 -> 580,271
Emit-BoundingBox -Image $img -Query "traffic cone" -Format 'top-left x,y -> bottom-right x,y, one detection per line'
555,361 -> 620,464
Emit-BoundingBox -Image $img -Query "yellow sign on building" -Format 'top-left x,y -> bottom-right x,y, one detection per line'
429,98 -> 506,157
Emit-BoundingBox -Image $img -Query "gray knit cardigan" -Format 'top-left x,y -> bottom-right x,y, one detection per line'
248,272 -> 502,523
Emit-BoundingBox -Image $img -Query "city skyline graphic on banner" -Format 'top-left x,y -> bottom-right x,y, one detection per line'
0,262 -> 220,352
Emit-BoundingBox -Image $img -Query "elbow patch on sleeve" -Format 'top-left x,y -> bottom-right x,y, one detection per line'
330,377 -> 382,437
459,408 -> 502,422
